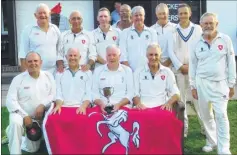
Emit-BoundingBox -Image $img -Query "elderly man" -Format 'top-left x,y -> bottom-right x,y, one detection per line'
169,3 -> 203,137
133,43 -> 180,110
112,4 -> 132,30
151,3 -> 176,67
92,7 -> 120,68
189,13 -> 236,154
52,48 -> 92,115
5,52 -> 55,154
58,11 -> 96,72
120,6 -> 157,71
19,3 -> 61,75
92,44 -> 133,113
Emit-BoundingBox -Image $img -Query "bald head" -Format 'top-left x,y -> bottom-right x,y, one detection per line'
67,48 -> 80,57
25,52 -> 41,61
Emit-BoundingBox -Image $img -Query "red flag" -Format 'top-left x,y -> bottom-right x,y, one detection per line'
43,106 -> 182,154
51,3 -> 61,14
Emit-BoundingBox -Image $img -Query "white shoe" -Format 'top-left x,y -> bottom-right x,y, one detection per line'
202,145 -> 216,152
184,134 -> 187,138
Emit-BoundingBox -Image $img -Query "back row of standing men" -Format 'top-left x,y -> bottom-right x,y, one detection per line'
18,2 -> 236,155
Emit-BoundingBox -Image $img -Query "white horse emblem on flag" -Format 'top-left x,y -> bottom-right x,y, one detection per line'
89,110 -> 140,155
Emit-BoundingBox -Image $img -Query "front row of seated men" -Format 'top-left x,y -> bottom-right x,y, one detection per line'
6,43 -> 180,154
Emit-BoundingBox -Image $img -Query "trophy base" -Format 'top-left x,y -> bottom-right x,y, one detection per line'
104,105 -> 114,114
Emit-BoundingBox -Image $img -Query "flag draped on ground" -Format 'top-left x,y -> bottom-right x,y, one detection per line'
43,105 -> 182,154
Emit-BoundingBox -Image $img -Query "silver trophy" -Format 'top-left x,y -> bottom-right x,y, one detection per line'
100,87 -> 114,114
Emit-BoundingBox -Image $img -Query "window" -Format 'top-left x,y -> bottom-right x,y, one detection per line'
1,1 -> 8,35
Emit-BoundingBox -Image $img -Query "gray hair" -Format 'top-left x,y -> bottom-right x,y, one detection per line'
69,10 -> 82,19
200,12 -> 218,23
106,44 -> 121,55
35,3 -> 50,14
155,3 -> 169,14
131,6 -> 145,16
146,43 -> 162,55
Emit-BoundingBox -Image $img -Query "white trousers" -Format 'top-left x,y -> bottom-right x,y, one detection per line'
6,113 -> 41,154
196,76 -> 231,154
174,72 -> 203,133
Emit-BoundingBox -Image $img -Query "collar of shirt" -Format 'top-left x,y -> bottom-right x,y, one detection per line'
97,25 -> 113,33
177,21 -> 194,30
69,28 -> 85,36
65,66 -> 82,76
104,64 -> 124,72
33,22 -> 54,29
131,24 -> 149,31
144,63 -> 165,74
155,21 -> 173,28
200,31 -> 223,42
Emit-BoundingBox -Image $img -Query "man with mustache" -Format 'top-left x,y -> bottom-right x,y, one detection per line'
169,3 -> 203,137
120,6 -> 157,71
189,12 -> 236,154
112,4 -> 133,30
52,48 -> 92,115
151,3 -> 176,67
92,7 -> 120,68
92,45 -> 133,113
5,52 -> 55,154
19,3 -> 61,76
58,11 -> 96,72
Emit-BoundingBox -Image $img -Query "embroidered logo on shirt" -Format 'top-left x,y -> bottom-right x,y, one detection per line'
24,87 -> 30,89
80,76 -> 84,80
145,35 -> 149,40
131,35 -> 134,40
218,45 -> 223,51
34,33 -> 39,35
100,78 -> 106,80
161,75 -> 165,80
82,40 -> 86,44
112,36 -> 117,41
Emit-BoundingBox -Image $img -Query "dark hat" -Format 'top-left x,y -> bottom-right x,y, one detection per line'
26,121 -> 42,141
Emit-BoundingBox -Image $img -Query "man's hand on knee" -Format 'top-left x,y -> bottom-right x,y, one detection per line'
35,104 -> 45,120
24,116 -> 32,128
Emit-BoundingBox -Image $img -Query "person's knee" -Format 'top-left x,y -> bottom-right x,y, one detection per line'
9,113 -> 24,127
215,112 -> 228,122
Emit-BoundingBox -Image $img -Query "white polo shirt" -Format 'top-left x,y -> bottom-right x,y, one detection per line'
189,32 -> 236,89
19,23 -> 61,73
92,64 -> 134,106
55,68 -> 92,106
119,25 -> 157,71
150,21 -> 176,62
134,64 -> 180,108
92,26 -> 120,68
58,29 -> 97,67
170,22 -> 202,71
6,71 -> 56,117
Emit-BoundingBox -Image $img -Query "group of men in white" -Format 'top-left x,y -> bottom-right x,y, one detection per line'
5,2 -> 236,155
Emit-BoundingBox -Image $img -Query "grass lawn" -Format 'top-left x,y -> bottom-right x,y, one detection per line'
1,101 -> 237,154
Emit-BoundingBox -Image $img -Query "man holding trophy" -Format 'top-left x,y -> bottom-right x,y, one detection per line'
92,44 -> 134,114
